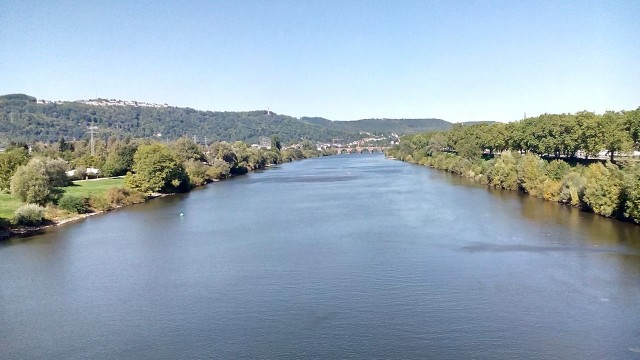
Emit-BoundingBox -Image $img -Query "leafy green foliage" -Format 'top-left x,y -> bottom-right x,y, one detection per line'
0,94 -> 450,144
623,165 -> 640,223
102,143 -> 137,176
388,113 -> 640,223
10,158 -> 67,205
125,143 -> 189,193
14,203 -> 46,225
206,159 -> 231,180
0,147 -> 29,191
58,195 -> 88,213
583,162 -> 623,217
171,137 -> 205,163
184,159 -> 209,187
559,171 -> 586,207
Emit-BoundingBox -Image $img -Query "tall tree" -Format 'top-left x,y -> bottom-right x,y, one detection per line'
0,147 -> 29,191
125,143 -> 188,193
599,111 -> 632,161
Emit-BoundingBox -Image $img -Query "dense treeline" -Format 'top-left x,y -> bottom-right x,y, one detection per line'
1,134 -> 331,226
0,94 -> 449,144
386,108 -> 640,224
300,117 -> 451,134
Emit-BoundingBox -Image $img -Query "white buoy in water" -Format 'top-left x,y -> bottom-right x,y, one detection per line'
179,212 -> 184,217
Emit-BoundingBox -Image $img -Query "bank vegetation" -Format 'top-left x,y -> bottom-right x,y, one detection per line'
386,109 -> 640,224
1,135 -> 332,235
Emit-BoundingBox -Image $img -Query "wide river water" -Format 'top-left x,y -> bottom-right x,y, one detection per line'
1,154 -> 639,359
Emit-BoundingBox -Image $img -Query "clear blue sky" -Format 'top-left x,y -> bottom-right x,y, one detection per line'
1,0 -> 638,122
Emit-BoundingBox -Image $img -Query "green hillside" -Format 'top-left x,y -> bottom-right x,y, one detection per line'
0,94 -> 450,144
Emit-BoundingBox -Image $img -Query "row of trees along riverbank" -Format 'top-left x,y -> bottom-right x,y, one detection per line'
385,108 -> 640,224
0,136 -> 333,229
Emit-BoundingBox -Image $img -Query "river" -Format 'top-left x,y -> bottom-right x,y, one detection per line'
1,154 -> 639,359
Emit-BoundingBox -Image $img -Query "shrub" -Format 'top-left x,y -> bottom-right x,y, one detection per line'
559,171 -> 586,207
517,153 -> 545,196
541,179 -> 562,202
58,195 -> 88,213
622,165 -> 640,223
69,166 -> 87,181
545,160 -> 571,181
105,187 -> 145,207
583,162 -> 623,217
489,152 -> 518,190
89,194 -> 112,212
14,204 -> 46,226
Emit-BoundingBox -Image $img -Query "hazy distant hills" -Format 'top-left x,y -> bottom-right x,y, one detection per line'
0,94 -> 452,144
301,117 -> 452,135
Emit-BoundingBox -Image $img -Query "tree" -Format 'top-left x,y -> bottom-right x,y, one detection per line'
170,136 -> 205,163
426,132 -> 448,155
583,162 -> 623,217
10,158 -> 66,205
576,111 -> 601,159
58,137 -> 74,153
559,171 -> 586,207
517,153 -> 545,196
622,164 -> 640,223
209,142 -> 238,167
599,111 -> 632,161
271,135 -> 282,151
184,159 -> 209,186
0,147 -> 29,191
102,143 -> 137,176
125,143 -> 189,193
626,108 -> 640,149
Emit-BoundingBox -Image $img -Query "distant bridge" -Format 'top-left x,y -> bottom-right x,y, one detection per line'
335,146 -> 388,154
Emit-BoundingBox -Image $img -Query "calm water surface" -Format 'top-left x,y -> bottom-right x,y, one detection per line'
1,154 -> 639,359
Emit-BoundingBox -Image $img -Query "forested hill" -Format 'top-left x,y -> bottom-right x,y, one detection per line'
300,117 -> 452,134
0,94 -> 450,144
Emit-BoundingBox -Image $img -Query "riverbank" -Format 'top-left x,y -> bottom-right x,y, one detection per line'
387,151 -> 640,225
0,153 -> 327,241
0,192 -> 170,241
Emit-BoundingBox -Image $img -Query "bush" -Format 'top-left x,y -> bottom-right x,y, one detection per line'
14,204 -> 46,226
89,194 -> 112,212
489,152 -> 518,190
541,179 -> 562,202
545,160 -> 571,181
105,187 -> 145,207
58,195 -> 88,214
622,165 -> 640,223
583,162 -> 623,217
559,171 -> 586,207
517,153 -> 545,196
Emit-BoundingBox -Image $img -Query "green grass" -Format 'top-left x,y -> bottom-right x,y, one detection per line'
0,193 -> 22,219
63,177 -> 125,198
0,177 -> 125,220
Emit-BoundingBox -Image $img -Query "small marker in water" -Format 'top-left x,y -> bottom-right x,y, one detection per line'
180,212 -> 184,217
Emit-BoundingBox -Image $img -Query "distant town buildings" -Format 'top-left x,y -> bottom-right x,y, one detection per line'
36,98 -> 169,108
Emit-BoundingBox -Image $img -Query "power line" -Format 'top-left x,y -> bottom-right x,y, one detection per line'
87,125 -> 98,155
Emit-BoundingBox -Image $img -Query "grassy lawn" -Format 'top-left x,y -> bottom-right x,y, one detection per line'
0,193 -> 22,219
63,177 -> 125,198
0,177 -> 125,220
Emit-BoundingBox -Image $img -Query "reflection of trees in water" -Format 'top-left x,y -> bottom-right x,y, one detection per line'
518,194 -> 640,248
477,186 -> 640,277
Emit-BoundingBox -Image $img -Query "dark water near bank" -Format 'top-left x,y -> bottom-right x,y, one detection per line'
1,154 -> 639,359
